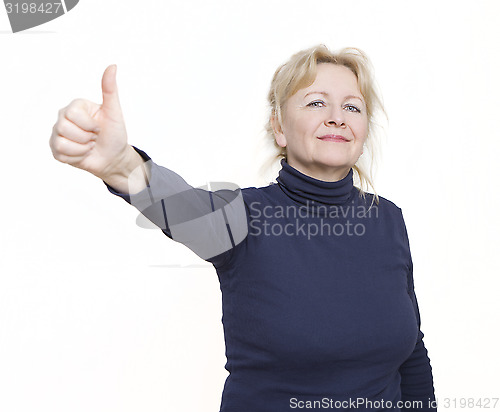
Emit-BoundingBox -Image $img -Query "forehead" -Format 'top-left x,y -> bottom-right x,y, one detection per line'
301,63 -> 360,95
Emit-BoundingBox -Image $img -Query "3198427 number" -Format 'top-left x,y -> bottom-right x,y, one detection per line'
5,2 -> 63,14
441,398 -> 499,408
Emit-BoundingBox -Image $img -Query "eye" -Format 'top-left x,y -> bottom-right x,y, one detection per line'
345,104 -> 361,113
306,100 -> 325,108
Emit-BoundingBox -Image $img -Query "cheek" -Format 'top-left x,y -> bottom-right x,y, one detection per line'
284,116 -> 312,143
298,116 -> 323,139
353,118 -> 368,141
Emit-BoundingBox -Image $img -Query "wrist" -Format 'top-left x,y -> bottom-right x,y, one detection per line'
101,145 -> 151,194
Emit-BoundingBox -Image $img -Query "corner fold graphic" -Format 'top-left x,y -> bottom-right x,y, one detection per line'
4,0 -> 80,33
64,0 -> 78,12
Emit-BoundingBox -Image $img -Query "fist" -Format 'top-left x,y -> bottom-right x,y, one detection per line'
49,65 -> 130,179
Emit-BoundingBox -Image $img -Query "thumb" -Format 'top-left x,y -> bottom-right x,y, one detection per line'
101,64 -> 122,114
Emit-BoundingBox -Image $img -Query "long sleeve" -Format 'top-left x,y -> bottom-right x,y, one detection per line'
398,210 -> 437,411
102,146 -> 248,268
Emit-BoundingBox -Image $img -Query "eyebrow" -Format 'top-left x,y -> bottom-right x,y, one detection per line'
304,91 -> 365,103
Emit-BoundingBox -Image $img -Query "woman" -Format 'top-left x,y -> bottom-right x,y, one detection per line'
49,44 -> 437,411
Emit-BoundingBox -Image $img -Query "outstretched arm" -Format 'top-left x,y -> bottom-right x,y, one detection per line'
49,65 -> 248,269
103,146 -> 248,268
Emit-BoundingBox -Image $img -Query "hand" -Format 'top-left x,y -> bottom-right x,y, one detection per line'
49,65 -> 131,179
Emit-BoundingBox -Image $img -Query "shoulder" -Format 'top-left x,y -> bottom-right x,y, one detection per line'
241,181 -> 280,202
238,182 -> 287,220
364,190 -> 413,247
354,188 -> 407,238
354,187 -> 403,215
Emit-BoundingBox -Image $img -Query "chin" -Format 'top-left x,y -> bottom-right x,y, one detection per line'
315,154 -> 351,169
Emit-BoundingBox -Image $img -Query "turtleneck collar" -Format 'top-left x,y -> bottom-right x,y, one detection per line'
276,159 -> 355,206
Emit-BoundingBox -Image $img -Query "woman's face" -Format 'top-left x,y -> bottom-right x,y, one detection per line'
272,63 -> 368,181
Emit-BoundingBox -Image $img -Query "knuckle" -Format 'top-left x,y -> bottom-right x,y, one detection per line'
53,121 -> 64,136
58,108 -> 68,122
66,106 -> 80,119
50,148 -> 60,161
51,138 -> 62,155
69,97 -> 83,106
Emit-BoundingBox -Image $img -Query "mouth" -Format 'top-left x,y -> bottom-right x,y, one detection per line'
317,134 -> 350,142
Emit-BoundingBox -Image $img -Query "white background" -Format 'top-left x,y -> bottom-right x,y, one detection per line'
1,0 -> 499,411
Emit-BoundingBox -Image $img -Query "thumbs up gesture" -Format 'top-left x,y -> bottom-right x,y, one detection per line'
49,65 -> 132,180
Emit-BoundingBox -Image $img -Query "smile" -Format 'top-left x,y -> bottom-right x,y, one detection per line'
317,135 -> 350,142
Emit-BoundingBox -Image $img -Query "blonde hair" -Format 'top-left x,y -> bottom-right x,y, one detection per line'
260,44 -> 388,205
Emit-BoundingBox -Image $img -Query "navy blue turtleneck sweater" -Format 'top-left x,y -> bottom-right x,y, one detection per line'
103,146 -> 436,412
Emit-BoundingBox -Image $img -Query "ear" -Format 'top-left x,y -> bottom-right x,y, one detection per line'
271,114 -> 287,148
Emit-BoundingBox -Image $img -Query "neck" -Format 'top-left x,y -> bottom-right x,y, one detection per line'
276,159 -> 355,206
285,158 -> 351,182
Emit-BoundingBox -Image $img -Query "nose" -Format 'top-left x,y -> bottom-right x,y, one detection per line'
325,107 -> 346,128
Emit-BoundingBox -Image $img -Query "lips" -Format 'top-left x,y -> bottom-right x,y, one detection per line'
318,134 -> 350,142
